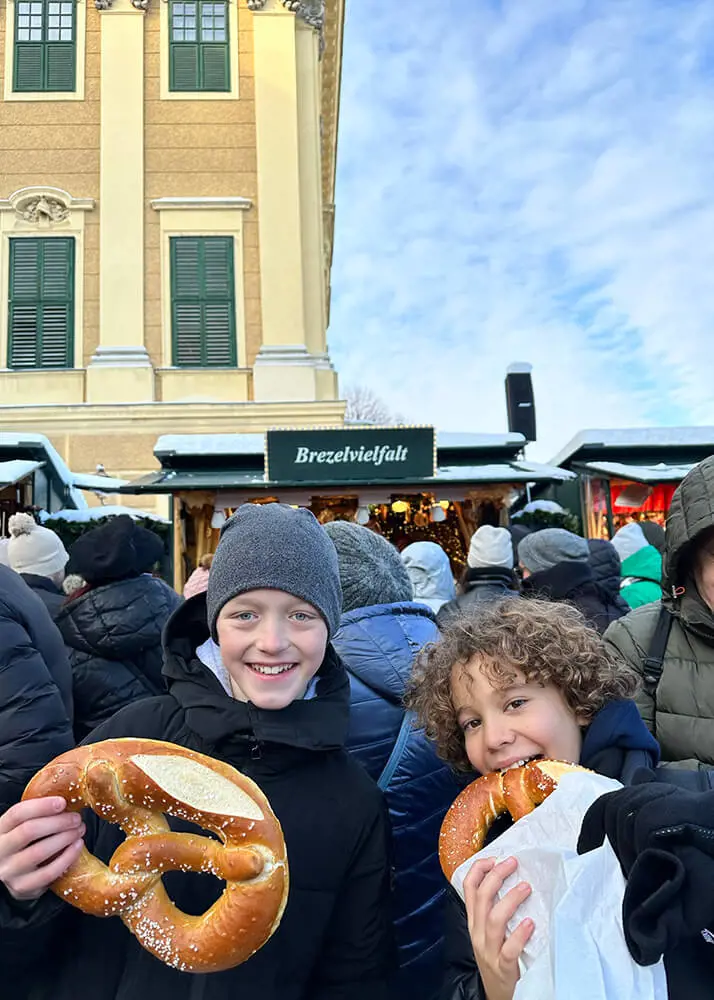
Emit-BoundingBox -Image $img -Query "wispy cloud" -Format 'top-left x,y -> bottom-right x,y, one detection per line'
329,0 -> 714,459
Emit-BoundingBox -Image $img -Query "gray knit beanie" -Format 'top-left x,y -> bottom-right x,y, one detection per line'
323,520 -> 413,613
518,528 -> 589,574
207,503 -> 342,640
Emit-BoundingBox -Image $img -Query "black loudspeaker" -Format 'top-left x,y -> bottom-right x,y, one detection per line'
505,366 -> 536,443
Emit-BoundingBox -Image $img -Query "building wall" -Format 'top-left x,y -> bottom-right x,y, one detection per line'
0,0 -> 345,512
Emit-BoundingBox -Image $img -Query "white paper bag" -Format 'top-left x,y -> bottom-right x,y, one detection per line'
450,772 -> 668,1000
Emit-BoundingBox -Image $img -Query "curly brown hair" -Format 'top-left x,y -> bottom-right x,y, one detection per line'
404,598 -> 640,771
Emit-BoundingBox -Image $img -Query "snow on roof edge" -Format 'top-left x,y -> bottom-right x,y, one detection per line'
550,427 -> 714,468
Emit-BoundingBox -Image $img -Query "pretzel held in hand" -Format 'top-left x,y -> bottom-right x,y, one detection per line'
23,738 -> 288,973
439,758 -> 590,879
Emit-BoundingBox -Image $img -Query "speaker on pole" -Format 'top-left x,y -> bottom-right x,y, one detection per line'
505,363 -> 536,443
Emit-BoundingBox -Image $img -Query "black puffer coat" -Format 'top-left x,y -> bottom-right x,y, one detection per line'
0,595 -> 394,1000
19,572 -> 66,620
438,567 -> 518,626
522,560 -> 626,634
0,565 -> 73,813
55,574 -> 182,740
587,539 -> 631,615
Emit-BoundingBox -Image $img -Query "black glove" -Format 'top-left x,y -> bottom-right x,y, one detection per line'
577,778 -> 714,964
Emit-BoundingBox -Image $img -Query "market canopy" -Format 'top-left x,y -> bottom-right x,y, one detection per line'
0,459 -> 43,490
120,429 -> 575,496
581,460 -> 696,484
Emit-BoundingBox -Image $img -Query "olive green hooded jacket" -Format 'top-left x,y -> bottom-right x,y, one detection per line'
604,457 -> 714,768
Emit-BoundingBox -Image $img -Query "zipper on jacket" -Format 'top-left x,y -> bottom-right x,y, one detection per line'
250,738 -> 263,760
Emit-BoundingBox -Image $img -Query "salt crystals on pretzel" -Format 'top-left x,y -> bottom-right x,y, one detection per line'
22,738 -> 288,973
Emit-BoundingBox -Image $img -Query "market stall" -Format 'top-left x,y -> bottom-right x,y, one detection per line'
121,427 -> 574,591
546,428 -> 714,539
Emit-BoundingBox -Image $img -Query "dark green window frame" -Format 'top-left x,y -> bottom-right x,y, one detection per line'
169,0 -> 230,92
14,0 -> 76,93
170,236 -> 237,368
8,237 -> 75,370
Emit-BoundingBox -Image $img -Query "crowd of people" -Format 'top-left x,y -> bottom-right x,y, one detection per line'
0,459 -> 714,999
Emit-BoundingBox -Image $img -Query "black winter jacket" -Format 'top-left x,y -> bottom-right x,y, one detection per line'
0,595 -> 394,1000
440,700 -> 714,1000
331,601 -> 464,1000
522,560 -> 626,634
587,539 -> 631,615
0,565 -> 74,813
438,568 -> 518,626
19,573 -> 66,620
55,574 -> 182,740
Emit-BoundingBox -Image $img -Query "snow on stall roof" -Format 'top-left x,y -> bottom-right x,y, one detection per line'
39,505 -> 169,524
550,427 -> 714,468
583,461 -> 697,483
70,472 -> 129,491
0,433 -> 86,508
155,433 -> 266,456
435,462 -> 574,483
154,430 -> 526,458
0,459 -> 43,488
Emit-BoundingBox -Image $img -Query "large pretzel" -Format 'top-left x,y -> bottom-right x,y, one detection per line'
439,759 -> 590,879
23,738 -> 288,973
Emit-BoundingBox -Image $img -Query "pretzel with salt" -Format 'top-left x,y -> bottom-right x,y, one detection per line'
23,738 -> 288,973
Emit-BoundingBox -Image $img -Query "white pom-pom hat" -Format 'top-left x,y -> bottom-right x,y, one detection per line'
7,512 -> 69,578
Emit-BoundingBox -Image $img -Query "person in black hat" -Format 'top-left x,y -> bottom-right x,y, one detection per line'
0,504 -> 394,1000
54,515 -> 181,740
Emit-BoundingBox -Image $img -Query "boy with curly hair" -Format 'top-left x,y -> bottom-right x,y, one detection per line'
405,597 -> 663,1000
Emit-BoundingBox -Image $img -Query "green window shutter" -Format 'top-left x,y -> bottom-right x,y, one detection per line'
170,43 -> 200,91
201,43 -> 229,92
14,45 -> 44,92
45,44 -> 75,91
171,237 -> 236,368
8,238 -> 74,370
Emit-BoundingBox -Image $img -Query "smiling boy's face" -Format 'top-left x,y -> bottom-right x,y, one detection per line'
451,654 -> 586,775
216,589 -> 328,710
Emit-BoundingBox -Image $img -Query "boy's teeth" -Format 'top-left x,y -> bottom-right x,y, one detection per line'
251,663 -> 294,675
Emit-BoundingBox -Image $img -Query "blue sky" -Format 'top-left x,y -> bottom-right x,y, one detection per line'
328,0 -> 714,460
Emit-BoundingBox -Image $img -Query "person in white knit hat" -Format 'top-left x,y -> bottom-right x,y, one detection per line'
438,525 -> 519,624
7,512 -> 69,620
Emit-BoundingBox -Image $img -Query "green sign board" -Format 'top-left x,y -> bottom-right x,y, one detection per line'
266,427 -> 436,484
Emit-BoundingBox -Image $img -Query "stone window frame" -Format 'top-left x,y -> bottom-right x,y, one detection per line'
151,197 -> 251,368
0,187 -> 94,369
159,0 -> 238,101
3,0 -> 87,101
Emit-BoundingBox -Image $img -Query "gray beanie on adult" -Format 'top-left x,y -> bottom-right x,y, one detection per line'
207,503 -> 342,640
323,520 -> 413,613
518,528 -> 589,575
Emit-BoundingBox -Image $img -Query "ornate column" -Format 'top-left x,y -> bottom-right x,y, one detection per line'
86,0 -> 154,404
248,0 -> 335,402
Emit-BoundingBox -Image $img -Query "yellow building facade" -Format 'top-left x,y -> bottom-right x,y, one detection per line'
0,0 -> 345,510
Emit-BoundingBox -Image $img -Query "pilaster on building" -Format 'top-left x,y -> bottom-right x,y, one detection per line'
0,0 -> 344,499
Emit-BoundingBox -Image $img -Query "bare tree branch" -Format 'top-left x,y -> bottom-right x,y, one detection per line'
343,384 -> 402,425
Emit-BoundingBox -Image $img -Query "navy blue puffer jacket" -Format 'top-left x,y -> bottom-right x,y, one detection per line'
331,602 -> 463,1000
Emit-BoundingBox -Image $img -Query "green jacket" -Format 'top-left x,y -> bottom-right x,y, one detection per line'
604,458 -> 714,768
620,544 -> 662,609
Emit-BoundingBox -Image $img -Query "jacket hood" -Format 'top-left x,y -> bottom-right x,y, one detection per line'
665,457 -> 714,591
580,699 -> 660,773
56,575 -> 181,658
161,592 -> 350,751
587,539 -> 622,600
401,542 -> 456,609
331,602 -> 439,703
522,559 -> 594,600
621,544 -> 662,584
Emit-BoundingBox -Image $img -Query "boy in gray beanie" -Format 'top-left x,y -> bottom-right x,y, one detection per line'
323,520 -> 412,612
0,502 -> 394,1000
